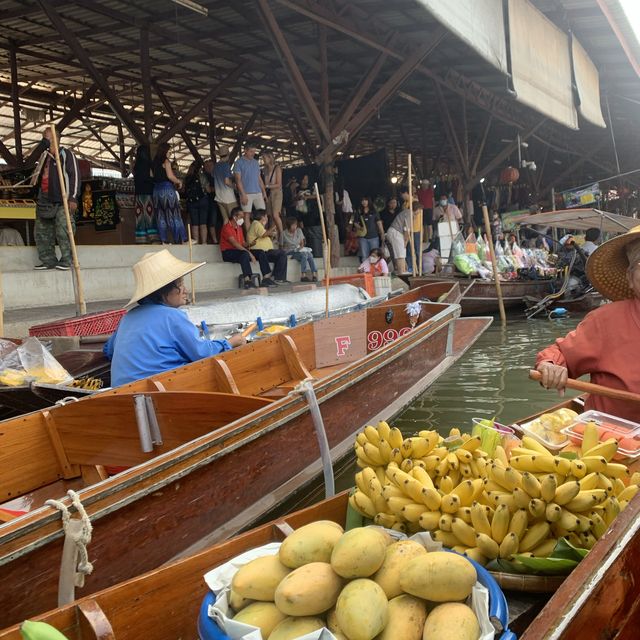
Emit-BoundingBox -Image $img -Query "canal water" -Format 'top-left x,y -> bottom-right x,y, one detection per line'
332,313 -> 583,493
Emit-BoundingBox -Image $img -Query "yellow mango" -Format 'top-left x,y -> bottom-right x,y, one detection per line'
231,554 -> 291,601
269,617 -> 325,640
229,589 -> 252,612
331,527 -> 388,578
373,540 -> 428,599
335,579 -> 388,640
274,562 -> 342,616
377,594 -> 427,640
400,552 -> 476,602
233,602 -> 286,638
279,521 -> 344,568
422,603 -> 479,640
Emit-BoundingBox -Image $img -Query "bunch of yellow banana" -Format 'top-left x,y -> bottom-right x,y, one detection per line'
350,424 -> 640,566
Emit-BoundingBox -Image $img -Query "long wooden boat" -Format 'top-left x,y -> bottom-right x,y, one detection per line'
523,290 -> 604,317
2,399 -> 637,640
409,275 -> 552,315
0,286 -> 486,627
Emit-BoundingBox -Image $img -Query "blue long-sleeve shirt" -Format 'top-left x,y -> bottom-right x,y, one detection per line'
104,302 -> 231,387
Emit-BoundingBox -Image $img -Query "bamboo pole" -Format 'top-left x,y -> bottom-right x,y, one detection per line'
50,124 -> 86,315
481,203 -> 506,325
407,154 -> 417,276
314,182 -> 330,318
187,225 -> 196,304
0,271 -> 4,336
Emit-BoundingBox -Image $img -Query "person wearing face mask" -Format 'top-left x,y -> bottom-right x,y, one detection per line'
535,226 -> 640,422
357,247 -> 389,276
220,206 -> 277,288
433,194 -> 463,225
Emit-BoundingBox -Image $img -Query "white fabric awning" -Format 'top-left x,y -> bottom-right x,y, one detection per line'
572,36 -> 607,128
508,0 -> 578,130
417,0 -> 508,73
511,209 -> 637,235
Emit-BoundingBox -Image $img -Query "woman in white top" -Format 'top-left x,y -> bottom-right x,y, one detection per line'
281,216 -> 318,282
262,152 -> 283,238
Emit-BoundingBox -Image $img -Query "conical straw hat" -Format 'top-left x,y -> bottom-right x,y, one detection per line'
586,225 -> 640,301
125,249 -> 205,308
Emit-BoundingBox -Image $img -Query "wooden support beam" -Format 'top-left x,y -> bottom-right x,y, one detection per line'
37,0 -> 146,143
229,109 -> 259,165
464,119 -> 547,193
117,120 -> 126,177
288,120 -> 313,165
139,28 -> 153,141
8,42 -> 22,166
470,115 -> 492,178
152,80 -> 203,162
0,139 -> 15,167
81,118 -> 121,165
208,103 -> 216,160
256,0 -> 331,144
319,26 -> 330,126
156,63 -> 247,144
434,82 -> 467,179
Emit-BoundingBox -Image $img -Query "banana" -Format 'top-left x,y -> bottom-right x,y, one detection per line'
554,481 -> 581,505
510,455 -> 556,473
459,463 -> 473,478
389,448 -> 404,465
522,436 -> 553,456
367,476 -> 388,513
355,471 -> 369,495
351,491 -> 376,518
411,466 -> 436,489
601,496 -> 621,526
471,502 -> 492,537
448,468 -> 461,488
499,532 -> 520,559
519,522 -> 551,552
403,476 -> 429,503
451,479 -> 477,506
400,459 -> 414,472
529,538 -> 558,557
391,522 -> 407,533
557,508 -> 580,531
589,511 -> 608,538
579,532 -> 597,549
570,459 -> 587,479
618,484 -> 639,502
494,494 -> 517,512
583,438 -> 618,462
579,472 -> 600,490
382,483 -> 404,500
377,439 -> 393,465
451,518 -> 478,547
574,514 -> 593,533
474,458 -> 488,477
438,475 -> 454,495
20,621 -> 70,640
386,496 -> 413,516
460,435 -> 482,452
457,506 -> 473,524
406,436 -> 437,459
434,458 -> 450,478
528,498 -> 546,519
475,533 -> 500,559
412,460 -> 427,471
613,478 -> 627,497
388,427 -> 404,450
464,548 -> 488,565
630,472 -> 640,486
363,442 -> 385,466
356,433 -> 368,447
545,502 -> 562,523
422,455 -> 441,471
447,452 -> 459,471
376,421 -> 391,442
596,473 -> 614,495
522,472 -> 542,498
491,504 -> 511,543
581,421 -> 599,456
402,503 -> 427,523
513,487 -> 532,509
439,513 -> 454,531
450,427 -> 461,437
494,445 -> 509,467
373,512 -> 397,528
364,425 -> 381,445
503,467 -> 524,492
441,494 -> 461,514
420,487 -> 443,510
432,530 -> 463,548
553,456 -> 572,475
565,489 -> 608,512
355,444 -> 377,467
374,467 -> 386,487
581,455 -> 608,474
508,509 -> 529,539
419,511 -> 442,531
456,448 -> 474,464
432,446 -> 449,459
540,474 -> 558,502
469,460 -> 481,478
606,463 -> 631,481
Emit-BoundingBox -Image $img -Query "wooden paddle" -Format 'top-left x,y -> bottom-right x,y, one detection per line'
529,370 -> 640,404
241,322 -> 258,338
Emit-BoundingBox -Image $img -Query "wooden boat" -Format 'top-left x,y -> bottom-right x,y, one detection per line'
0,286 -> 487,627
409,275 -> 552,315
523,290 -> 604,317
1,398 -> 637,640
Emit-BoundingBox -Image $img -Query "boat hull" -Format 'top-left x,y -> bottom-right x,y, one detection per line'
0,308 -> 489,626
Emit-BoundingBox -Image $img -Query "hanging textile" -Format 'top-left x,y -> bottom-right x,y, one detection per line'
571,36 -> 606,128
417,0 -> 508,73
508,0 -> 578,130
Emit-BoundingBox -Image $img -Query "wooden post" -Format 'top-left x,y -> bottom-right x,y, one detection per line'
0,271 -> 4,337
187,225 -> 196,304
314,182 -> 330,318
481,203 -> 506,325
407,154 -> 417,275
50,124 -> 86,316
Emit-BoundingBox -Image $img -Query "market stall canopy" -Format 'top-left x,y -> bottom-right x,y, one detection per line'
512,208 -> 637,234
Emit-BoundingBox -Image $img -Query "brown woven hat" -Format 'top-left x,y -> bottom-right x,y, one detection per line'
125,250 -> 205,308
586,225 -> 640,301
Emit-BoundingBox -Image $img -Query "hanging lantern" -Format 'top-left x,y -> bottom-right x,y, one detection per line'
499,166 -> 520,185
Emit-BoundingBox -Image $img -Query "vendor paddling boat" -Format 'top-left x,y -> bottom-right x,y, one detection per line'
0,287 -> 486,627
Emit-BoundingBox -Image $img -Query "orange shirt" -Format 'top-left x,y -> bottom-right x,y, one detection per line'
536,299 -> 640,422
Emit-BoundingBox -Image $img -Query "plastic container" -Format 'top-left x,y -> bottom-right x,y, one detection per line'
29,309 -> 126,337
519,420 -> 568,451
562,410 -> 640,459
472,418 -> 515,436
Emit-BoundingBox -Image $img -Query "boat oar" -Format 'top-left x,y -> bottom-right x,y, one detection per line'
241,322 -> 257,339
529,370 -> 640,404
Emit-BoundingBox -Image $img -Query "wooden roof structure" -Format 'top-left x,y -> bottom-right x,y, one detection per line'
0,0 -> 638,195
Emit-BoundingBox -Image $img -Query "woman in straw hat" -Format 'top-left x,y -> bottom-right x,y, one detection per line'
103,250 -> 245,386
535,225 -> 640,422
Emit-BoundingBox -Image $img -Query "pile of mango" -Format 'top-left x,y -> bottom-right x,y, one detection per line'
229,522 -> 480,640
349,421 -> 640,566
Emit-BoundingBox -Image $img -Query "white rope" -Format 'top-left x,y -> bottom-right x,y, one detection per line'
46,490 -> 93,589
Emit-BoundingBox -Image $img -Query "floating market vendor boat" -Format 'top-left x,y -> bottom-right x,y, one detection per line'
0,287 -> 485,627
